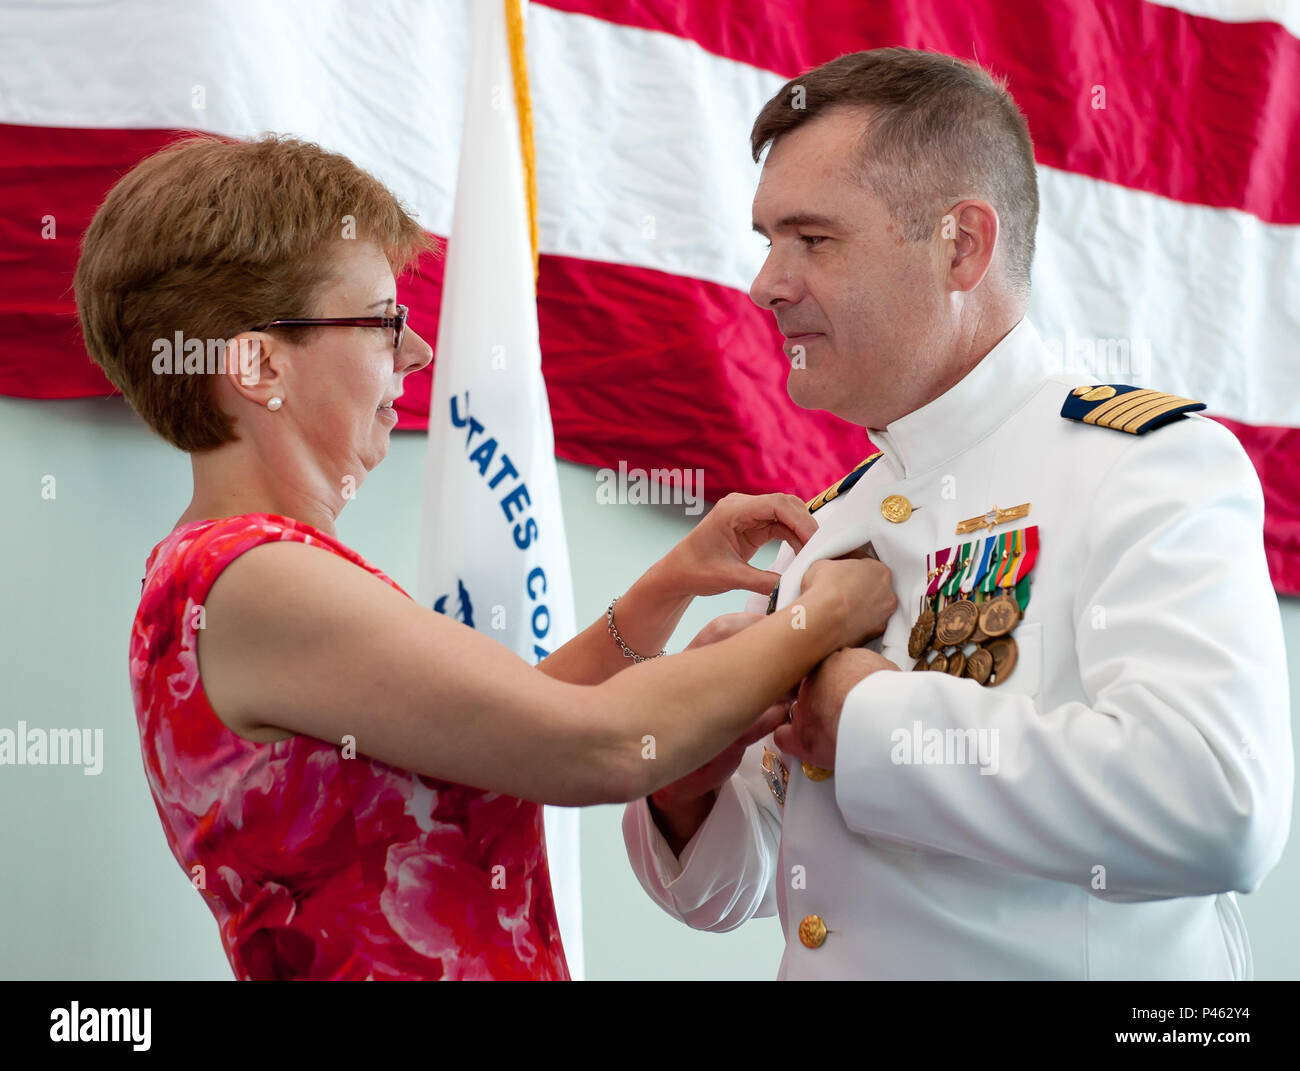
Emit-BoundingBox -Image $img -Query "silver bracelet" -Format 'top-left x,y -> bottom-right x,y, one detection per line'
606,595 -> 667,663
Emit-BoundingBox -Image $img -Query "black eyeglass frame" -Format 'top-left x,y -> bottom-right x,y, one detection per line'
244,304 -> 409,350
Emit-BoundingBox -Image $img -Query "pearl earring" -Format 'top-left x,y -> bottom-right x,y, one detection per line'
267,397 -> 283,411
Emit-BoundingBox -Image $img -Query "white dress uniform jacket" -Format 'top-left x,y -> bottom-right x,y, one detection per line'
623,317 -> 1293,979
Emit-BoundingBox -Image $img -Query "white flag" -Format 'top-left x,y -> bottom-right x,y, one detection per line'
416,0 -> 583,980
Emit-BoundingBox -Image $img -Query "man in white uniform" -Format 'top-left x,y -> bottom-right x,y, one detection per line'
622,48 -> 1292,979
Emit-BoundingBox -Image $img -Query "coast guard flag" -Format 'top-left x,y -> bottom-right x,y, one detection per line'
415,0 -> 583,978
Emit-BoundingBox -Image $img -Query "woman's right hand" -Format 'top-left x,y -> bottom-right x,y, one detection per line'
799,556 -> 898,647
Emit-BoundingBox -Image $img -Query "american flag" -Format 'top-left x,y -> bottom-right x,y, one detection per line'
1,0 -> 1296,591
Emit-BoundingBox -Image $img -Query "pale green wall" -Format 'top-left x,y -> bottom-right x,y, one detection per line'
1,395 -> 1296,979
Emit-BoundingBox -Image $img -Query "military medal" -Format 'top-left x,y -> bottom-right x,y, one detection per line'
979,595 -> 1020,637
915,524 -> 1039,688
931,541 -> 972,649
904,605 -> 935,657
908,549 -> 949,658
908,609 -> 936,659
978,529 -> 1022,636
980,528 -> 1037,685
935,597 -> 979,647
935,544 -> 980,647
986,635 -> 1019,686
760,747 -> 789,807
963,646 -> 994,684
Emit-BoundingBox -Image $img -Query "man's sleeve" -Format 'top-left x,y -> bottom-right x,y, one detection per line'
833,416 -> 1293,901
622,746 -> 783,930
620,543 -> 796,930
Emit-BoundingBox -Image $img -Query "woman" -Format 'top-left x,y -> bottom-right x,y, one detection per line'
74,134 -> 895,980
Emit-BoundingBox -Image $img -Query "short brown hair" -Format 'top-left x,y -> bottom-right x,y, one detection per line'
74,134 -> 435,452
751,48 -> 1039,294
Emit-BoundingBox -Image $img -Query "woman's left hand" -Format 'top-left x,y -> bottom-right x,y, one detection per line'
662,492 -> 819,597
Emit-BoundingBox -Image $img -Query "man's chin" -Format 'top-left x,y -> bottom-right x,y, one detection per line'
787,370 -> 869,425
786,368 -> 826,413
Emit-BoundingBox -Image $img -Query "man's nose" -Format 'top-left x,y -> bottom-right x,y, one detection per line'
749,252 -> 799,310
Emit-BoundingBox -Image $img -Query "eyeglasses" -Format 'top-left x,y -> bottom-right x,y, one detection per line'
245,304 -> 409,351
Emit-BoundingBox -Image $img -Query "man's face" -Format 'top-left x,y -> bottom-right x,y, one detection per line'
750,107 -> 951,429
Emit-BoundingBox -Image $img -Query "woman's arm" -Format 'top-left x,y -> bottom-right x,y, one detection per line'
196,539 -> 894,805
536,493 -> 817,685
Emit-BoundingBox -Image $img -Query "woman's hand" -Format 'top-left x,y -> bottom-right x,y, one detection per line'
658,492 -> 819,598
800,556 -> 898,648
647,612 -> 792,854
539,494 -> 816,687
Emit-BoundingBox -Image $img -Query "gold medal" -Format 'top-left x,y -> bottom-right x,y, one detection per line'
927,652 -> 949,673
912,655 -> 931,672
978,593 -> 1021,637
963,646 -> 993,685
908,607 -> 936,658
802,761 -> 833,781
985,636 -> 1018,686
944,648 -> 967,676
935,598 -> 978,647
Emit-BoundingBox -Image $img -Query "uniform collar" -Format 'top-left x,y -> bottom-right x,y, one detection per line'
869,316 -> 1051,479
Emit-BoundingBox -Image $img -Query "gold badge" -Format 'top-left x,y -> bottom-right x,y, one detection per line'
801,761 -> 833,781
955,502 -> 1031,535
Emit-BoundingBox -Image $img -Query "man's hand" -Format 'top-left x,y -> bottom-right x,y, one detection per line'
774,647 -> 900,770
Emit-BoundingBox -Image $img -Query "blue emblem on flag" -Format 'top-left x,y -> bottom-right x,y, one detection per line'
433,579 -> 475,627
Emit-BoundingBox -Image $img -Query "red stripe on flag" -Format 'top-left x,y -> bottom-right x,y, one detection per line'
538,0 -> 1300,224
1211,417 -> 1300,596
3,121 -> 1296,594
0,125 -> 187,399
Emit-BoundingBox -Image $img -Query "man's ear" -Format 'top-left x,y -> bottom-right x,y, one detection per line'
943,199 -> 999,294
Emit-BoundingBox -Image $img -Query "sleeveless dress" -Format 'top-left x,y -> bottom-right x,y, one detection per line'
129,513 -> 569,980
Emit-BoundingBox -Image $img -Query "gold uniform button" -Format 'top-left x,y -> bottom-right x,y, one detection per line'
801,761 -> 833,781
1081,385 -> 1117,401
798,915 -> 828,949
880,494 -> 912,523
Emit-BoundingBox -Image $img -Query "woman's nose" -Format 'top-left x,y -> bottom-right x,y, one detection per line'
400,328 -> 434,374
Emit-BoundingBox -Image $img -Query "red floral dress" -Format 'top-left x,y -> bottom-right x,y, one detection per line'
129,513 -> 569,980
